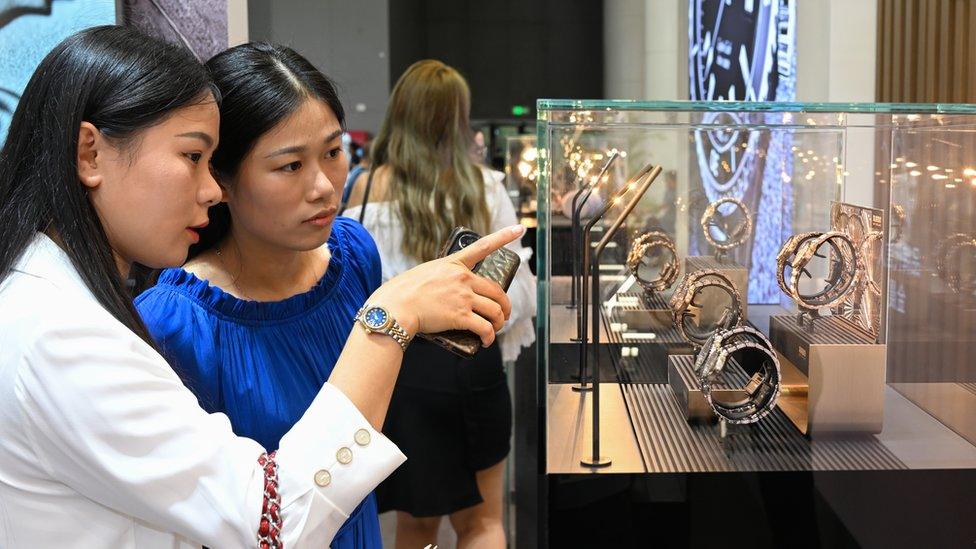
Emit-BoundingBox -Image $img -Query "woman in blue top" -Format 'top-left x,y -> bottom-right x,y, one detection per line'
136,43 -> 392,547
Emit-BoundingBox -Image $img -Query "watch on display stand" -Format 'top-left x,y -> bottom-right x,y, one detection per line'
615,230 -> 681,333
767,202 -> 887,436
775,230 -> 859,330
665,270 -> 766,427
572,161 -> 655,393
693,325 -> 781,431
668,270 -> 744,349
685,197 -> 753,320
700,197 -> 753,263
936,232 -> 976,298
626,231 -> 680,295
578,164 -> 662,467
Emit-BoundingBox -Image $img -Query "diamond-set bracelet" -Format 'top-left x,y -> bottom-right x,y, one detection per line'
669,269 -> 743,348
700,197 -> 753,251
626,231 -> 680,293
777,231 -> 859,319
694,325 -> 781,425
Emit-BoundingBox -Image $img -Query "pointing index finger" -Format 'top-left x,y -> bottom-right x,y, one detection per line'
452,224 -> 526,270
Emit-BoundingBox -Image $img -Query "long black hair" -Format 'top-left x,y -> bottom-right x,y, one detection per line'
0,25 -> 216,347
189,42 -> 345,258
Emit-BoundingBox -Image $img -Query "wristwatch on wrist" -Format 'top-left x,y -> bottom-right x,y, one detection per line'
354,305 -> 413,352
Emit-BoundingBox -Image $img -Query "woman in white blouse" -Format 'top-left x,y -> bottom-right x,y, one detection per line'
343,60 -> 536,549
0,26 -> 522,548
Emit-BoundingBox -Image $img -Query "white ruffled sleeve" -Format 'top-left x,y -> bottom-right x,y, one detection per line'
14,307 -> 405,547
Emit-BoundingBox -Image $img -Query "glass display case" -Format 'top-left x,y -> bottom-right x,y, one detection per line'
531,100 -> 976,547
471,118 -> 535,172
504,134 -> 540,225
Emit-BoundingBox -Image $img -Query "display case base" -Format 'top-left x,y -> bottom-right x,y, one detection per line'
579,456 -> 613,467
685,256 -> 749,319
604,292 -> 692,383
607,291 -> 672,331
769,314 -> 885,435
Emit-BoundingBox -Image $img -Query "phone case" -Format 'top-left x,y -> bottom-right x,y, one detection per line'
418,227 -> 522,358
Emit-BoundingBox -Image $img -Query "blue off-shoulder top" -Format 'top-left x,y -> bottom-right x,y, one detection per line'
135,217 -> 384,548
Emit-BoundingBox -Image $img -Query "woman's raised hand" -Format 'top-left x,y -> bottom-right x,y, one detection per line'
369,225 -> 526,347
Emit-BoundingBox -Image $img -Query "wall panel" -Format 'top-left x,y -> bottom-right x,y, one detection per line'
877,0 -> 976,103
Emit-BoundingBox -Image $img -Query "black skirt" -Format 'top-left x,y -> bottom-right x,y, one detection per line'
376,337 -> 512,517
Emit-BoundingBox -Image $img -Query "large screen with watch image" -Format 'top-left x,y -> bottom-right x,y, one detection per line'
689,0 -> 796,302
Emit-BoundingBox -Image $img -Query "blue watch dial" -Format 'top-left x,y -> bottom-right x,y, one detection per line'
363,307 -> 389,329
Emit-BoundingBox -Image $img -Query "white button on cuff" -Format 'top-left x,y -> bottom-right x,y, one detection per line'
314,469 -> 332,487
354,428 -> 371,446
336,447 -> 353,464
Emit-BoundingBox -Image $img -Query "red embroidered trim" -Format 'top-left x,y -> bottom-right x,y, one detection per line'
256,451 -> 283,548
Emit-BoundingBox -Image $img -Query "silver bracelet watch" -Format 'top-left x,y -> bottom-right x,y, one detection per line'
669,269 -> 743,348
355,305 -> 413,352
776,231 -> 859,326
694,325 -> 781,424
626,231 -> 680,293
700,197 -> 753,252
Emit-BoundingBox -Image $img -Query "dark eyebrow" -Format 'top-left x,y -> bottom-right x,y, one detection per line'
266,145 -> 305,159
265,129 -> 345,159
176,131 -> 214,148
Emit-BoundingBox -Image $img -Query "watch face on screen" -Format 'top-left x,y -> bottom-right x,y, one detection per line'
687,0 -> 796,303
689,0 -> 779,103
689,0 -> 780,197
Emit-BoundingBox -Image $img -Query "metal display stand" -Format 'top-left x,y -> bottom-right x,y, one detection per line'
769,315 -> 885,435
573,163 -> 655,392
580,165 -> 662,467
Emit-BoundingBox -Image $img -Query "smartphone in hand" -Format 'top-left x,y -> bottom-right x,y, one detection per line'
418,227 -> 521,358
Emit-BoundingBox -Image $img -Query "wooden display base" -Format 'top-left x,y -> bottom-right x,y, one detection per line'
769,315 -> 885,435
684,256 -> 749,319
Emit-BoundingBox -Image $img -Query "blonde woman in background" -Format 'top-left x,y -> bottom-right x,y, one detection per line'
343,60 -> 535,548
